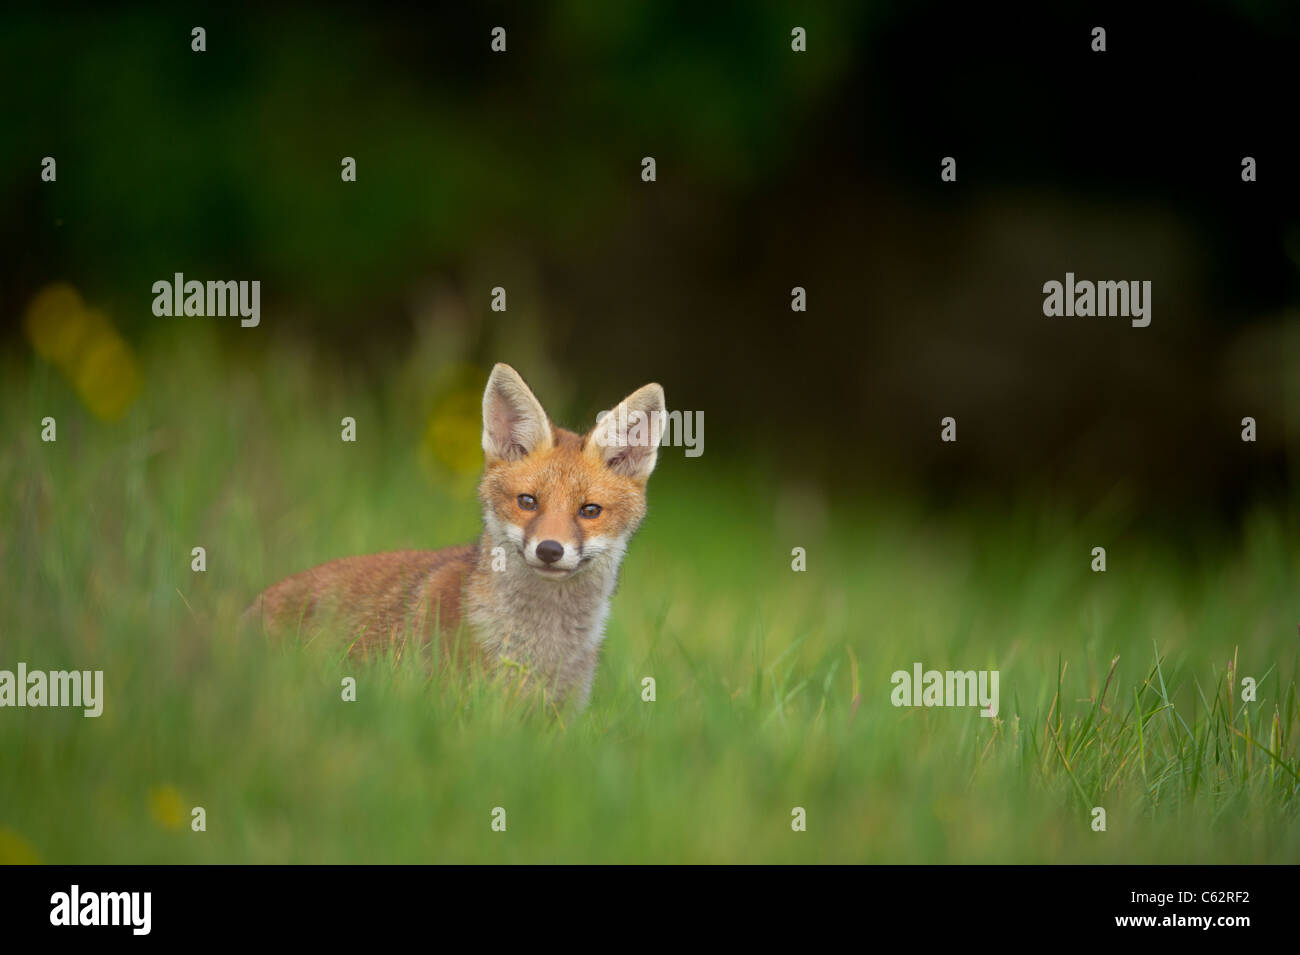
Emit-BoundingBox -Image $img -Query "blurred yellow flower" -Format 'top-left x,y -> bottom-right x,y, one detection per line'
421,362 -> 487,479
23,282 -> 141,420
23,283 -> 87,363
147,784 -> 186,830
0,827 -> 41,865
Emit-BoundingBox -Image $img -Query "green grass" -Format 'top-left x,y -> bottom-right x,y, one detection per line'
2,330 -> 1298,863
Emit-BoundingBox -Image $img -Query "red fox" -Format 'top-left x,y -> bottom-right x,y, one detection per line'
245,363 -> 666,711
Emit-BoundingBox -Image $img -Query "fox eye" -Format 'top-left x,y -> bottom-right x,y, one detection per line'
579,503 -> 602,519
517,494 -> 538,511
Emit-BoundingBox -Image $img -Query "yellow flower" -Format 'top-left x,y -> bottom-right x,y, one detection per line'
24,283 -> 141,421
0,827 -> 41,865
148,785 -> 186,830
421,363 -> 488,480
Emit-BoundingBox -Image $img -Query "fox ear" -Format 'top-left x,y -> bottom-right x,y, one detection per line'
587,383 -> 666,482
482,364 -> 553,462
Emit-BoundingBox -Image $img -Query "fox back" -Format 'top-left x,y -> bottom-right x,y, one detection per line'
245,363 -> 666,710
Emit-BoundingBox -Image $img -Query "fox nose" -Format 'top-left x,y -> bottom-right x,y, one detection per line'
536,540 -> 564,564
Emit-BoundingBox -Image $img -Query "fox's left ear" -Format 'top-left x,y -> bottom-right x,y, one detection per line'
586,383 -> 666,483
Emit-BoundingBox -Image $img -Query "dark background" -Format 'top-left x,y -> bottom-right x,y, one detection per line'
6,0 -> 1299,513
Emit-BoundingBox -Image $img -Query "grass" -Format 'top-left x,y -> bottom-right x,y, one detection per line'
2,328 -> 1298,863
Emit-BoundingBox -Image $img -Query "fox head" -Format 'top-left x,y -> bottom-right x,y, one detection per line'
478,363 -> 665,581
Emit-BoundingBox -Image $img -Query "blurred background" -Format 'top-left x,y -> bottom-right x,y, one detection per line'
5,1 -> 1298,522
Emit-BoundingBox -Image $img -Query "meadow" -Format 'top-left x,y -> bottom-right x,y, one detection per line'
2,329 -> 1298,864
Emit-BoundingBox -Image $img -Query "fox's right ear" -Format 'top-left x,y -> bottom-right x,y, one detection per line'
482,363 -> 553,462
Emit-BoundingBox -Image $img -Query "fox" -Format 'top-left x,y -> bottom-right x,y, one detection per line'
244,363 -> 666,711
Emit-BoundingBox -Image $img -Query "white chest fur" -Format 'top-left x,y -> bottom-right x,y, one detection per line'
467,538 -> 623,710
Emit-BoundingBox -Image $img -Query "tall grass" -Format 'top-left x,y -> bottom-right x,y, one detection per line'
2,331 -> 1297,862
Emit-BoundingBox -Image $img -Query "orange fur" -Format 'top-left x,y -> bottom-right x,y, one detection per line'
245,364 -> 665,709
